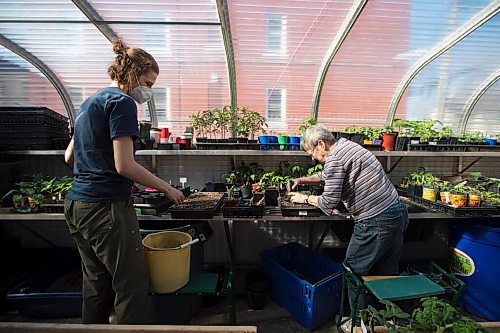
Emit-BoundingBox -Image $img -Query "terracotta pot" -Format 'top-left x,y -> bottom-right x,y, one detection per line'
449,193 -> 467,208
381,133 -> 397,151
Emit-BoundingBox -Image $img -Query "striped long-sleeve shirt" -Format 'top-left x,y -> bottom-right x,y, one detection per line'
316,138 -> 399,222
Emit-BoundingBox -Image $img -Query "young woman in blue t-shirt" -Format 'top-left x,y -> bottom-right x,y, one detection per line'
64,39 -> 184,324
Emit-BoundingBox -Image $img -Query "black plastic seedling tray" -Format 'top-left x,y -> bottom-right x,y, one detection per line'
398,189 -> 498,217
280,204 -> 323,217
222,199 -> 265,218
169,193 -> 224,219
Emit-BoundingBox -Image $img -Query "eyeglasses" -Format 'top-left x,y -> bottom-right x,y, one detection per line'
304,142 -> 318,156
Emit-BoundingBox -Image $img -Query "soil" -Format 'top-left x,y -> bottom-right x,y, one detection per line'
280,191 -> 312,207
174,192 -> 224,209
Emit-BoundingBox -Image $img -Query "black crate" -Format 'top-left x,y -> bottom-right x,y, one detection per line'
6,250 -> 82,318
0,107 -> 68,127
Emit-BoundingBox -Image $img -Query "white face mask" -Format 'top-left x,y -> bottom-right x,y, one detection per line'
130,77 -> 153,104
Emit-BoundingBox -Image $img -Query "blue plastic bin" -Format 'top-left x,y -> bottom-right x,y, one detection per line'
449,220 -> 500,321
261,242 -> 342,330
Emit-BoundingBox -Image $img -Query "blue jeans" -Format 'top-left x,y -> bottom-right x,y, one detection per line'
345,199 -> 409,324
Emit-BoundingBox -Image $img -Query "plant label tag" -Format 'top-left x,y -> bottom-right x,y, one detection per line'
299,211 -> 307,216
179,177 -> 187,183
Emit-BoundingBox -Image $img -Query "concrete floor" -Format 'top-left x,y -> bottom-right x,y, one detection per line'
0,296 -> 341,332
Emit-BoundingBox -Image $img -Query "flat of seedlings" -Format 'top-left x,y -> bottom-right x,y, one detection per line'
169,192 -> 225,219
280,192 -> 323,217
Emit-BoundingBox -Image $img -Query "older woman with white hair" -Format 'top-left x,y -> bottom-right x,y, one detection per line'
289,124 -> 409,332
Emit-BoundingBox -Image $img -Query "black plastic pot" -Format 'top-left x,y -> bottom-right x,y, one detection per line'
264,188 -> 279,206
247,292 -> 267,310
245,270 -> 268,310
239,185 -> 253,199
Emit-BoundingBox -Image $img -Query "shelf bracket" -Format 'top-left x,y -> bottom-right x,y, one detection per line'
386,156 -> 404,174
458,156 -> 482,174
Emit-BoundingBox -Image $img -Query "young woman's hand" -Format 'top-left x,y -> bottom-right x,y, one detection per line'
164,186 -> 185,205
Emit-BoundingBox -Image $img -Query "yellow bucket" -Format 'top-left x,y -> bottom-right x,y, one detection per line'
142,231 -> 192,293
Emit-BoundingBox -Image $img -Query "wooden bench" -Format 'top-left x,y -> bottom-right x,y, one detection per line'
0,323 -> 257,333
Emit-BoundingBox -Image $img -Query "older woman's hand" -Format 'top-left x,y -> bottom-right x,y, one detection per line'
290,178 -> 302,190
289,192 -> 309,205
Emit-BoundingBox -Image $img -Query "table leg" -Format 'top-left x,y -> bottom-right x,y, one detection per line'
223,219 -> 235,264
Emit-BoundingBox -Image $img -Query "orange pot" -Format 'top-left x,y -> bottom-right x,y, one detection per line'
381,133 -> 397,151
467,193 -> 481,207
449,193 -> 467,208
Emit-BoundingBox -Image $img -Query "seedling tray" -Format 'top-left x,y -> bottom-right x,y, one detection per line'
134,201 -> 172,216
222,199 -> 265,217
281,204 -> 323,217
41,203 -> 65,213
399,189 -> 497,217
169,192 -> 224,219
280,192 -> 323,217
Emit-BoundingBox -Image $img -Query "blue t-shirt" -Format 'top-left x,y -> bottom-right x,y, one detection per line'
66,87 -> 140,202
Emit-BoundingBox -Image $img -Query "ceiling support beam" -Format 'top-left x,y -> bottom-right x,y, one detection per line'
71,0 -> 118,42
216,0 -> 238,137
0,34 -> 75,124
386,0 -> 500,125
311,0 -> 368,120
458,68 -> 500,135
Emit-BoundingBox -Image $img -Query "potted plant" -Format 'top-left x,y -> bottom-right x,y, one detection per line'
296,117 -> 317,136
344,125 -> 364,144
465,185 -> 481,207
449,182 -> 468,208
381,125 -> 398,151
435,125 -> 455,144
189,111 -> 207,143
459,131 -> 484,146
394,119 -> 420,150
213,107 -> 232,143
360,297 -> 487,333
241,107 -> 267,142
224,184 -> 239,207
422,174 -> 440,202
437,180 -> 451,203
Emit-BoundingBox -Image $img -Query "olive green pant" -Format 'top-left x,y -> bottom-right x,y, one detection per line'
64,200 -> 149,324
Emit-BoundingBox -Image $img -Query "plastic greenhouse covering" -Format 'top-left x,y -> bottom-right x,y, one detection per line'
1,0 -> 499,139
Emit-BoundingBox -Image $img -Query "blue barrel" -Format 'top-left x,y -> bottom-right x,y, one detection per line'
449,220 -> 500,321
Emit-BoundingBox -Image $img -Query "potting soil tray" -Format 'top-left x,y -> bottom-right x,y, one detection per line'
6,250 -> 82,318
222,199 -> 265,218
169,192 -> 224,219
280,193 -> 323,217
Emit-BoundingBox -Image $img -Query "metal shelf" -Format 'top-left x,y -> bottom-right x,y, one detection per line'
4,150 -> 500,157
